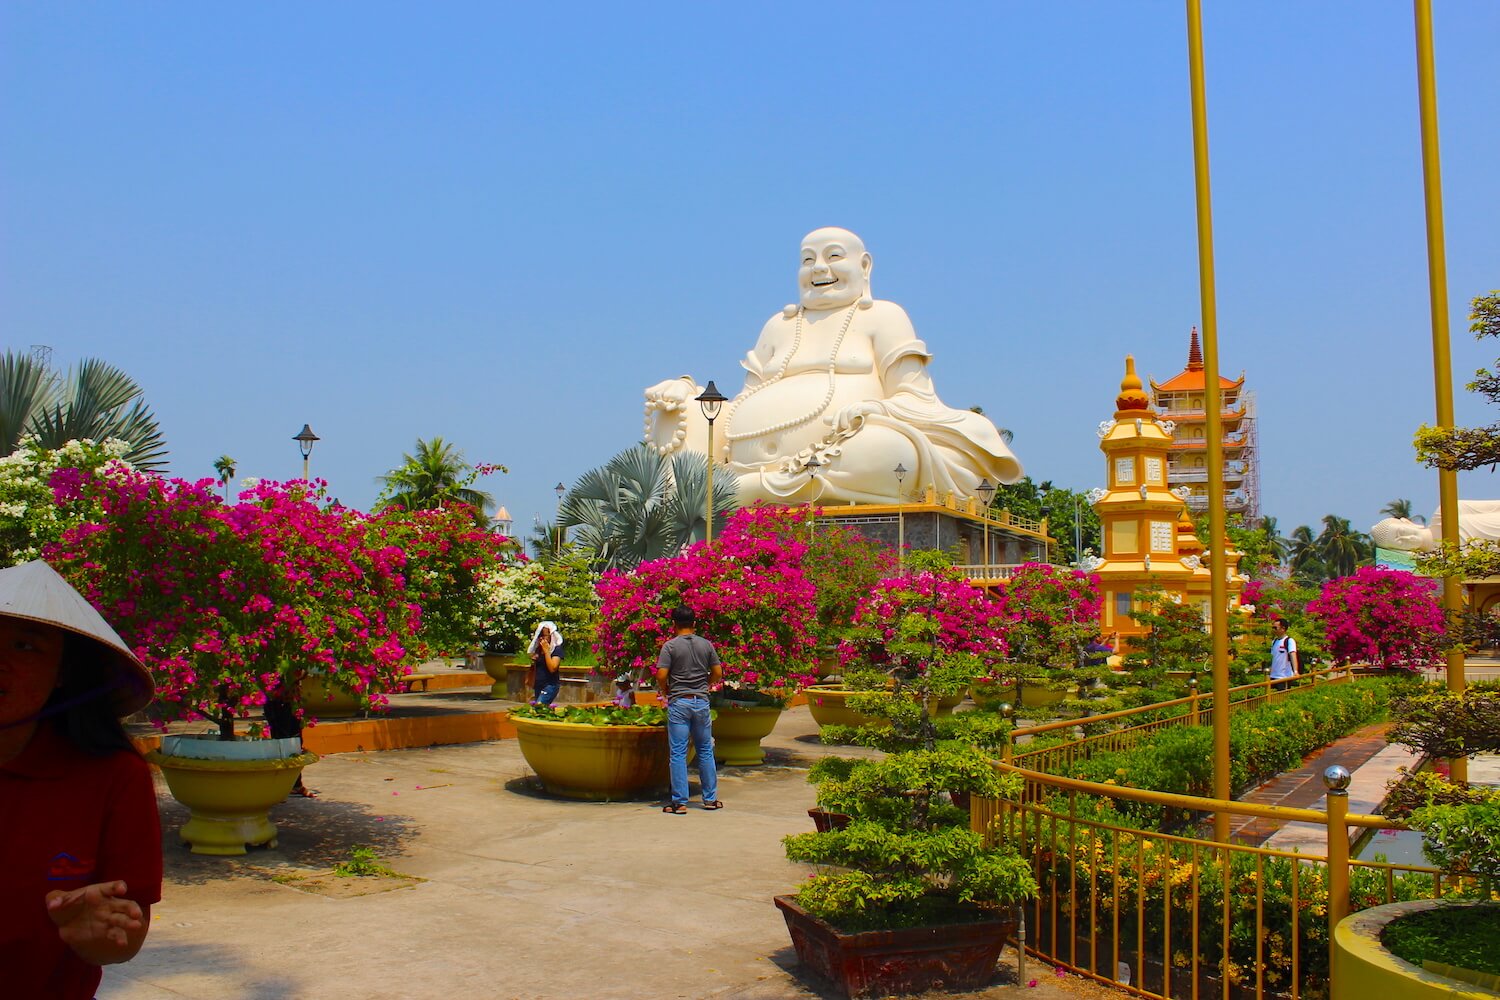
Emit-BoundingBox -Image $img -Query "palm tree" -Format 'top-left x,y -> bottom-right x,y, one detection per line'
376,437 -> 494,518
1314,514 -> 1373,579
212,455 -> 237,502
1380,498 -> 1426,525
0,351 -> 167,468
1257,515 -> 1290,565
1288,524 -> 1324,582
559,444 -> 739,572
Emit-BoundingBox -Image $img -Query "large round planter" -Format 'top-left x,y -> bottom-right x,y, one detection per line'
299,677 -> 361,719
712,704 -> 784,765
806,689 -> 962,731
146,742 -> 318,856
1332,899 -> 1498,999
510,715 -> 669,800
480,653 -> 517,698
775,894 -> 1017,997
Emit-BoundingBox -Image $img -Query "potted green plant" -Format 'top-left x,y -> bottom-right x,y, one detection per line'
779,552 -> 1037,997
593,505 -> 818,766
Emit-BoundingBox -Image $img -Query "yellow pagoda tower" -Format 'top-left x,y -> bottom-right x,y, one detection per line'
1088,357 -> 1245,647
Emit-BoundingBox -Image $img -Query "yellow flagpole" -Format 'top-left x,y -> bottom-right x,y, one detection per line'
1184,0 -> 1232,841
1413,0 -> 1466,784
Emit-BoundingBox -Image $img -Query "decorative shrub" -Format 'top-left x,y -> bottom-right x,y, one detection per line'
594,505 -> 817,698
993,562 -> 1101,671
0,437 -> 131,565
785,549 -> 1036,931
474,560 -> 548,654
1307,567 -> 1446,670
1388,687 -> 1500,760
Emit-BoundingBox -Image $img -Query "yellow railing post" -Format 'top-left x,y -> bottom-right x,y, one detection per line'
1189,674 -> 1200,726
1323,765 -> 1352,974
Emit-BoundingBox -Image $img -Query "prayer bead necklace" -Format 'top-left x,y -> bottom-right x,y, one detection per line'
723,302 -> 859,443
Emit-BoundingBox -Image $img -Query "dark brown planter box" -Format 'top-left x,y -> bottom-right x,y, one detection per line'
808,808 -> 853,833
774,894 -> 1016,998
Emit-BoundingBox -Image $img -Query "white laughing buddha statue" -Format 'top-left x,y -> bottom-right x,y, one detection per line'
643,227 -> 1021,505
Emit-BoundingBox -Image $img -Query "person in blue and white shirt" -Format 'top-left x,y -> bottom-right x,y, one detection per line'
1269,619 -> 1300,688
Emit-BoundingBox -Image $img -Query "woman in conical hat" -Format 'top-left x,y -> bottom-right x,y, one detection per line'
0,560 -> 161,999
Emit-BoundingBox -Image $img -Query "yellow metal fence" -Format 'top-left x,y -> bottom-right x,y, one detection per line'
976,671 -> 1450,1000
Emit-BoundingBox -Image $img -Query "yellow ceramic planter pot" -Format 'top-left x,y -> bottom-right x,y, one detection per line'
480,654 -> 514,698
146,750 -> 319,856
712,704 -> 784,766
510,715 -> 669,801
299,677 -> 361,719
806,689 -> 962,730
1332,900 -> 1499,999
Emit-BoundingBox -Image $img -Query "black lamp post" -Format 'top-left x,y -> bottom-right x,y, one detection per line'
554,482 -> 566,556
293,424 -> 319,482
894,463 -> 908,571
804,456 -> 822,539
695,380 -> 728,543
976,478 -> 996,571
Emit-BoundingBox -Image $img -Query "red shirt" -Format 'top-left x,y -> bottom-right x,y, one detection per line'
1,723 -> 162,1000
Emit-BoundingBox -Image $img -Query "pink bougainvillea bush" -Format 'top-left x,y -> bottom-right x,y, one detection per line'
837,552 -> 1009,686
991,562 -> 1102,672
46,467 -> 511,736
1307,566 -> 1446,670
594,505 -> 818,699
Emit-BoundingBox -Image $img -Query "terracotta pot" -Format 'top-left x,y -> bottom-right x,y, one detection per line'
775,894 -> 1017,997
808,808 -> 853,833
711,703 -> 783,766
510,715 -> 670,801
146,740 -> 318,856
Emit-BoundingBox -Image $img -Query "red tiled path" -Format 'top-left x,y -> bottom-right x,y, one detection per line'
1221,722 -> 1393,846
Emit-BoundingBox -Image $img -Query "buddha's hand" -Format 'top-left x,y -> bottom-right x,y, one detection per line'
828,400 -> 884,435
643,378 -> 698,454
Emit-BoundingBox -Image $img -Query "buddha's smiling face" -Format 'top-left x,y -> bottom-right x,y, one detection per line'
798,228 -> 871,311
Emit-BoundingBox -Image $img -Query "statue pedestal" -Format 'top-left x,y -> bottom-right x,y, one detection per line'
812,496 -> 1050,583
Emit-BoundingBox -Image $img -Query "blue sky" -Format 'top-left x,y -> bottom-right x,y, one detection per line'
3,3 -> 1497,541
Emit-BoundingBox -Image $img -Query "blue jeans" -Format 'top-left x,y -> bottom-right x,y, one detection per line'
667,696 -> 717,806
534,681 -> 560,705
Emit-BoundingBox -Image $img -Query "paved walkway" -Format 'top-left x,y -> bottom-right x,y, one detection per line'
1224,723 -> 1414,848
99,706 -> 1116,1000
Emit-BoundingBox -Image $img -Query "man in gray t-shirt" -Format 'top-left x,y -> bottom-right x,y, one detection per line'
655,606 -> 722,813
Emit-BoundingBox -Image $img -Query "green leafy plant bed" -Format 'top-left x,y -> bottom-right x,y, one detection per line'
509,703 -> 667,726
1381,903 -> 1500,976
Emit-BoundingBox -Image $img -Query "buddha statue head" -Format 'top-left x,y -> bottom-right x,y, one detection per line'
797,227 -> 872,312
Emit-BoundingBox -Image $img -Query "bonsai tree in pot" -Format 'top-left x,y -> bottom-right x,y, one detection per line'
780,552 -> 1036,997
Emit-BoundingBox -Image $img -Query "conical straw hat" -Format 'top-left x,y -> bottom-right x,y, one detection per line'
0,559 -> 154,717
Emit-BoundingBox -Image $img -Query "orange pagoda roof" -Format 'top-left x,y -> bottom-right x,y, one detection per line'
1150,327 -> 1244,392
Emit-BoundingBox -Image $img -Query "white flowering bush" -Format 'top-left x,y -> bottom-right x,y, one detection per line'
474,560 -> 549,653
0,437 -> 133,565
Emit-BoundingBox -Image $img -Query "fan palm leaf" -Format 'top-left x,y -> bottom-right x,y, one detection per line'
0,352 -> 167,467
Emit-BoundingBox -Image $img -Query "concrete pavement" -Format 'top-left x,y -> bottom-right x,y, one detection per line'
98,707 -> 1103,1000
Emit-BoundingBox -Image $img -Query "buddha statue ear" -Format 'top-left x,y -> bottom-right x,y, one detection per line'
858,252 -> 874,309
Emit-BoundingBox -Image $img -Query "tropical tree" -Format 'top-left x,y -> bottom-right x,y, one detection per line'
1256,515 -> 1291,565
558,443 -> 738,572
376,437 -> 497,520
1381,498 -> 1425,524
1314,514 -> 1373,579
213,455 -> 236,502
0,352 -> 167,469
1415,290 -> 1500,471
1288,524 -> 1325,583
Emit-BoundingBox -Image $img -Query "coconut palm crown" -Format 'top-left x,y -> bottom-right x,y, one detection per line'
376,437 -> 495,519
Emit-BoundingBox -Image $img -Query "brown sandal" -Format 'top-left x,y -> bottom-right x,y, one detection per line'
702,800 -> 724,810
662,803 -> 688,815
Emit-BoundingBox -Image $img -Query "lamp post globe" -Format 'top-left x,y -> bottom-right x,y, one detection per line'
293,424 -> 320,482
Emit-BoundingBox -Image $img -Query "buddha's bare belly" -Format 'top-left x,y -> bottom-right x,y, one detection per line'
725,371 -> 884,465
